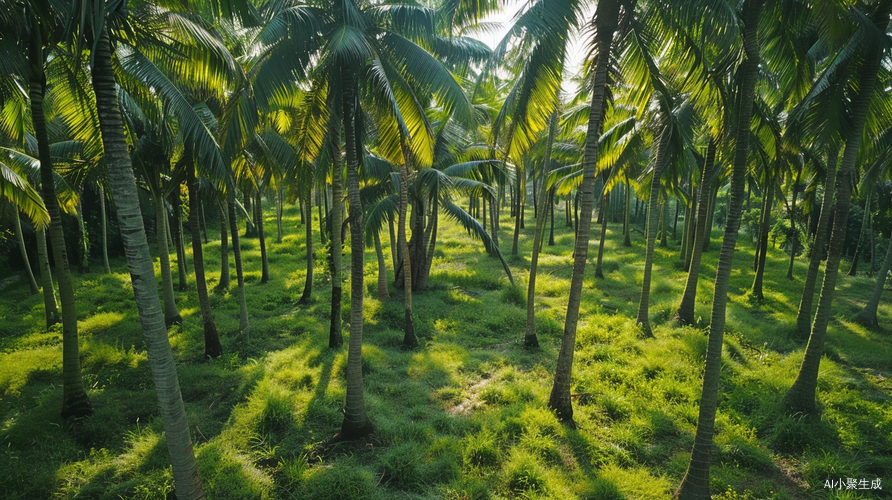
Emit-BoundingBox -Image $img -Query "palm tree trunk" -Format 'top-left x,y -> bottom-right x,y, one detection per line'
512,164 -> 523,255
256,192 -> 270,284
751,181 -> 775,301
418,198 -> 438,290
91,31 -> 203,498
547,0 -> 620,425
595,192 -> 609,278
673,199 -> 680,240
388,217 -> 398,271
31,60 -> 92,420
317,186 -> 327,246
856,231 -> 892,327
375,230 -> 389,300
636,130 -> 672,337
525,110 -> 558,348
76,200 -> 90,273
155,195 -> 182,326
676,1 -> 763,497
659,202 -> 668,248
675,139 -> 716,325
623,180 -> 632,247
99,186 -> 111,274
702,182 -> 717,251
200,201 -> 208,244
187,166 -> 223,356
173,194 -> 189,291
786,171 -> 801,280
276,186 -> 284,244
783,24 -> 888,414
228,198 -> 249,334
339,77 -> 372,440
329,158 -> 344,349
37,227 -> 60,327
300,194 -> 314,304
548,189 -> 556,246
14,210 -> 40,294
846,195 -> 870,276
398,162 -> 417,348
795,146 -> 839,338
218,201 -> 231,290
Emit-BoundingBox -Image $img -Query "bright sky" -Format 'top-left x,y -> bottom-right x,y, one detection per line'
474,0 -> 591,97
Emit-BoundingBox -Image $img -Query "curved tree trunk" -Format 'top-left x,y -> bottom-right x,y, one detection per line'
37,227 -> 60,327
228,198 -> 249,335
91,31 -> 203,499
329,156 -> 344,349
525,111 -> 558,348
187,167 -> 223,356
795,146 -> 839,338
218,201 -> 231,290
636,130 -> 671,337
14,211 -> 40,294
675,139 -> 716,325
300,194 -> 314,304
374,230 -> 389,300
99,186 -> 111,274
676,1 -> 763,497
547,0 -> 620,425
155,194 -> 182,326
856,231 -> 892,327
339,78 -> 373,439
31,61 -> 93,420
256,192 -> 270,284
751,181 -> 775,301
783,27 -> 887,415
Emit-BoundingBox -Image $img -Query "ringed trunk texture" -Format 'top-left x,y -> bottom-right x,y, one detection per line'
329,161 -> 344,349
398,163 -> 417,348
675,1 -> 763,497
187,167 -> 223,357
339,79 -> 373,439
155,195 -> 182,326
92,30 -> 203,499
795,147 -> 839,338
675,139 -> 716,325
547,0 -> 619,425
31,62 -> 93,420
783,26 -> 887,415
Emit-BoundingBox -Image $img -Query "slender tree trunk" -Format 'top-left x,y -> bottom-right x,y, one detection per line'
339,77 -> 372,439
636,130 -> 672,337
547,0 -> 619,424
186,167 -> 223,356
31,61 -> 92,420
37,227 -> 60,327
856,231 -> 892,327
173,194 -> 189,291
868,210 -> 876,275
595,191 -> 609,278
675,139 -> 716,325
91,31 -> 203,498
375,230 -> 389,300
99,186 -> 111,274
702,182 -> 717,251
200,200 -> 208,244
846,195 -> 870,276
76,200 -> 90,273
786,171 -> 801,280
255,192 -> 270,284
389,217 -> 398,271
783,21 -> 888,414
300,194 -> 314,304
751,181 -> 775,301
218,201 -> 230,291
623,180 -> 632,247
676,1 -> 763,497
329,157 -> 344,349
512,164 -> 523,255
276,186 -> 284,244
673,199 -> 680,240
398,162 -> 417,348
155,195 -> 182,326
317,186 -> 327,246
418,198 -> 438,290
228,198 -> 249,334
244,195 -> 256,238
14,211 -> 40,294
525,110 -> 558,348
548,190 -> 556,246
659,202 -> 668,248
795,147 -> 839,338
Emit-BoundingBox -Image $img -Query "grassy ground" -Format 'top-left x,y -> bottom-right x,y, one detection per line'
1,200 -> 890,500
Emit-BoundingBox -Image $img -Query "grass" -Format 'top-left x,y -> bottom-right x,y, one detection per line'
1,200 -> 891,499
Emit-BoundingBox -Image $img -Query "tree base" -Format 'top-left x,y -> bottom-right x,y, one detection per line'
333,419 -> 375,443
61,391 -> 94,420
523,335 -> 539,349
854,312 -> 878,328
165,315 -> 183,328
204,323 -> 223,359
782,389 -> 818,417
403,311 -> 418,349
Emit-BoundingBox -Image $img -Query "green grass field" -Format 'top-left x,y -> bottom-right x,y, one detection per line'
1,201 -> 890,499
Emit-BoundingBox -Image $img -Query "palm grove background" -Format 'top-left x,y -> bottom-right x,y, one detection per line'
1,0 -> 891,499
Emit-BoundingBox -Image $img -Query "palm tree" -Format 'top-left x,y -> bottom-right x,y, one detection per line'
856,230 -> 892,327
676,0 -> 764,497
